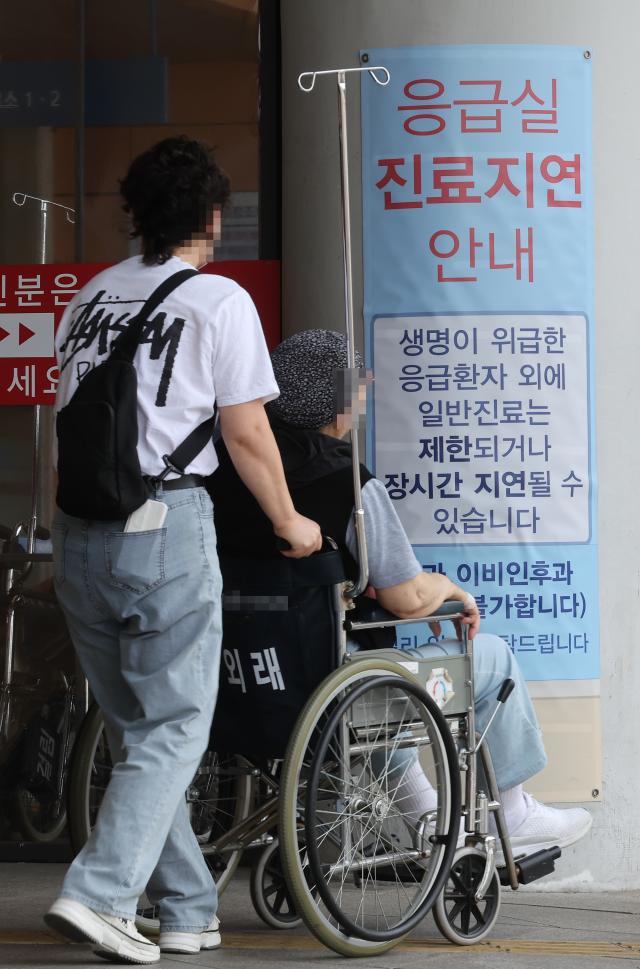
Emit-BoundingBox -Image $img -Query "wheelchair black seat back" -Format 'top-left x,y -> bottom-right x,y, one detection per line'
212,547 -> 346,758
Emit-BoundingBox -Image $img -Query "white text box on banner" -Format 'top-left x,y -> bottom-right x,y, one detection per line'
372,312 -> 590,545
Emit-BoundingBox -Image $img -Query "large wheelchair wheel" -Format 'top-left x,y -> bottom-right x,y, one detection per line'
279,659 -> 461,957
67,705 -> 252,919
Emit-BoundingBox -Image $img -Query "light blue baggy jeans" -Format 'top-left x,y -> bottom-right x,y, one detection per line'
351,633 -> 547,792
52,486 -> 222,932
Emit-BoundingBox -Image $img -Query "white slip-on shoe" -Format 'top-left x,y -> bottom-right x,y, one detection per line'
44,898 -> 160,965
159,915 -> 221,954
496,793 -> 593,864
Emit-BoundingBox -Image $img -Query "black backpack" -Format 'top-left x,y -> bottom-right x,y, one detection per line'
56,269 -> 216,521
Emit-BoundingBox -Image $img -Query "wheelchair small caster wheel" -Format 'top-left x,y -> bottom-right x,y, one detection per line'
433,847 -> 501,945
250,837 -> 302,929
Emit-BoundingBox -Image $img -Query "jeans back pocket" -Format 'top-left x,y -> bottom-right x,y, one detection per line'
105,529 -> 166,595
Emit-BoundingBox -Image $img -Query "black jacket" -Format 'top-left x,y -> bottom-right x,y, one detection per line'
207,420 -> 394,648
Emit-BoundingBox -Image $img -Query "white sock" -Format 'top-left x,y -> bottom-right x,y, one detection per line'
393,770 -> 531,834
490,783 -> 528,834
391,758 -> 439,826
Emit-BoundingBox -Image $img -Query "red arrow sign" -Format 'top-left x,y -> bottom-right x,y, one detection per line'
0,326 -> 9,343
18,323 -> 36,345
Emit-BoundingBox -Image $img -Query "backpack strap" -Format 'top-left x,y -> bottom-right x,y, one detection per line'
110,267 -> 217,481
112,268 -> 199,362
160,409 -> 218,478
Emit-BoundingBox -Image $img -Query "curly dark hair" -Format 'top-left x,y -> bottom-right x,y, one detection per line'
120,137 -> 230,264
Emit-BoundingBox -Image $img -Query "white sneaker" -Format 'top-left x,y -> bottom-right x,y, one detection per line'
159,915 -> 221,954
135,906 -> 160,936
44,898 -> 160,965
497,793 -> 592,863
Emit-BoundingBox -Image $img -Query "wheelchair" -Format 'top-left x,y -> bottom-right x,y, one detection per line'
67,542 -> 563,958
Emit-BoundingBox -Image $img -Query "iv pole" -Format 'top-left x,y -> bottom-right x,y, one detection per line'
297,64 -> 390,599
0,195 -> 76,739
10,193 -> 75,570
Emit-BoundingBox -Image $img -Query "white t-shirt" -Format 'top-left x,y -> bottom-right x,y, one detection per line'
345,478 -> 422,588
54,256 -> 279,478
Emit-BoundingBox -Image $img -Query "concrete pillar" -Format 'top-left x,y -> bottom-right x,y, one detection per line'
281,0 -> 640,888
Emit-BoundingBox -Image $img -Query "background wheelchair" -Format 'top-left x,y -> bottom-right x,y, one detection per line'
67,543 -> 563,958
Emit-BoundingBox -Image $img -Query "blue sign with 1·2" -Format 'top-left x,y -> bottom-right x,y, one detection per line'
361,46 -> 597,682
0,58 -> 167,126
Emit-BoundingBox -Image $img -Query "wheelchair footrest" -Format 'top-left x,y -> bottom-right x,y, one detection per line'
498,845 -> 562,885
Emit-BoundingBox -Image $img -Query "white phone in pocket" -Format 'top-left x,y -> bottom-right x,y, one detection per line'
124,499 -> 168,533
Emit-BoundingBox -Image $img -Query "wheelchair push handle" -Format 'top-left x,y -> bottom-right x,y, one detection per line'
275,535 -> 339,554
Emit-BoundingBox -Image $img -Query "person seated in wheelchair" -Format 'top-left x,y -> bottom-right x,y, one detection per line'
209,328 -> 592,861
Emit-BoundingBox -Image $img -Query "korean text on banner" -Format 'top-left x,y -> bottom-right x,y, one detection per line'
0,261 -> 282,406
361,46 -> 596,683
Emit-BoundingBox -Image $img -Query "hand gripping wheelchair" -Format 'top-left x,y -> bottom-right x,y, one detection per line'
67,541 -> 563,958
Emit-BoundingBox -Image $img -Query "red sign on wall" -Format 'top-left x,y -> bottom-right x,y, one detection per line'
0,260 -> 281,406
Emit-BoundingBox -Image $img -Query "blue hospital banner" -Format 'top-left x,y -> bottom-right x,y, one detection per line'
361,46 -> 596,682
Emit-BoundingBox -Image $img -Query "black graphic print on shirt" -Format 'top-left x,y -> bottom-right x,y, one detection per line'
59,290 -> 185,407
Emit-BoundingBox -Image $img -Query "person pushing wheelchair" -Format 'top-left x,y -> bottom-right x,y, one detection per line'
45,140 -> 321,964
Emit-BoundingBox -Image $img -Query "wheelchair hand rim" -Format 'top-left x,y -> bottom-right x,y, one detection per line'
304,674 -> 462,942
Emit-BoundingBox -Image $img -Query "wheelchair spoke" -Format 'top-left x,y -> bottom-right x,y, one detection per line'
448,898 -> 465,924
471,901 -> 487,925
449,868 -> 468,895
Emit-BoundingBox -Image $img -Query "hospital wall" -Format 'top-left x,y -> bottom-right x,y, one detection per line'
280,0 -> 640,889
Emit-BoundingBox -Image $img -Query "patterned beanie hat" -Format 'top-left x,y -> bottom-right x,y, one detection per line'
267,329 -> 363,429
